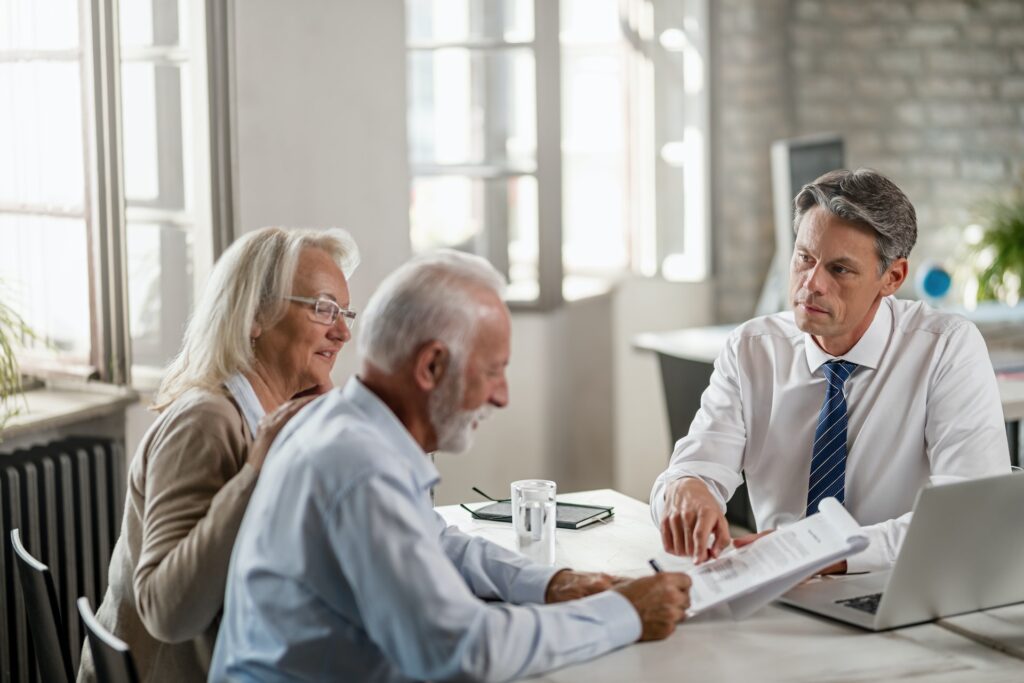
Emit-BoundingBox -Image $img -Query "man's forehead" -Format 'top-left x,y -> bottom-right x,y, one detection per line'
468,300 -> 510,356
798,208 -> 877,250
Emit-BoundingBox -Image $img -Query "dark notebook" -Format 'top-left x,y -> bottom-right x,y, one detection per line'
460,500 -> 614,529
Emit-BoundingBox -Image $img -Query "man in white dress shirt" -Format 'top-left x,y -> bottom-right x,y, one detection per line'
651,168 -> 1009,573
212,251 -> 691,682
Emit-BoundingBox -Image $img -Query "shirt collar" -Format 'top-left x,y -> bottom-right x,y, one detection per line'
223,372 -> 266,438
804,296 -> 893,374
341,376 -> 441,491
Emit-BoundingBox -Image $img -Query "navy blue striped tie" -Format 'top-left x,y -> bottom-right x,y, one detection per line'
806,360 -> 858,516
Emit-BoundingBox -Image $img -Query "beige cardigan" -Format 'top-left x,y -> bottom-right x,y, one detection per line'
78,387 -> 258,682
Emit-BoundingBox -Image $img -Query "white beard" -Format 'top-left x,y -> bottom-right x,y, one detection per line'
429,369 -> 490,454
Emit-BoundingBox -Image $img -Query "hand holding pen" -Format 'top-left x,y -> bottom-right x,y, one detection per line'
613,565 -> 692,641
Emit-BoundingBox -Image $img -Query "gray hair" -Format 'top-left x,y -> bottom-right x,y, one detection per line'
357,250 -> 507,373
793,168 -> 917,274
154,226 -> 359,410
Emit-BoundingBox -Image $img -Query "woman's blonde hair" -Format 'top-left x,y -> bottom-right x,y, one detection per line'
153,226 -> 359,410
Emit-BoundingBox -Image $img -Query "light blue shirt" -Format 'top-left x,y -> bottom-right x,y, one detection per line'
209,378 -> 640,682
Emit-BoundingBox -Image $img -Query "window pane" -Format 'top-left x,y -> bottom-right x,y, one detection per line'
561,0 -> 621,45
406,0 -> 533,44
126,221 -> 193,368
120,0 -> 188,49
410,174 -> 538,299
506,174 -> 538,300
408,48 -> 535,168
121,63 -> 160,201
563,157 -> 629,273
410,176 -> 481,252
0,0 -> 79,50
561,49 -> 629,274
121,62 -> 189,209
0,213 -> 91,361
0,61 -> 85,207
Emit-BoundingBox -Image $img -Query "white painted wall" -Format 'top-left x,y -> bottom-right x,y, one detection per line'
433,312 -> 560,504
612,277 -> 714,501
232,0 -> 413,384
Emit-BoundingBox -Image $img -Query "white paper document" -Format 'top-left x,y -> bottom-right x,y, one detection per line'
662,498 -> 869,619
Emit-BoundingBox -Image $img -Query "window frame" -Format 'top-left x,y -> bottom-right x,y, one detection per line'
82,0 -> 130,385
3,0 -> 237,390
405,0 -> 563,311
404,0 -> 711,310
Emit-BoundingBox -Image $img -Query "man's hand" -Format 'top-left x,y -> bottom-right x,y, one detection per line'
613,573 -> 692,641
544,570 -> 621,603
247,396 -> 316,472
731,529 -> 773,548
660,477 -> 731,563
818,560 -> 847,575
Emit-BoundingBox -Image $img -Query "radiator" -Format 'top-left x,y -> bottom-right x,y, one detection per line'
0,437 -> 125,683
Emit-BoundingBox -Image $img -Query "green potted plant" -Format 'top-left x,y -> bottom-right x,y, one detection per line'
971,186 -> 1024,307
0,289 -> 36,432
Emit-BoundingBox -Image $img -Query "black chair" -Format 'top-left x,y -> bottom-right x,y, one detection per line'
10,528 -> 75,683
77,596 -> 141,683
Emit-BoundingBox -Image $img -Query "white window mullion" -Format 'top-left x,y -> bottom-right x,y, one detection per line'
659,0 -> 710,282
82,0 -> 130,385
532,0 -> 562,309
202,0 -> 237,262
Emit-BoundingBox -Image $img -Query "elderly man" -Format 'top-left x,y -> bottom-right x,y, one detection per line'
210,251 -> 690,682
652,168 -> 1009,573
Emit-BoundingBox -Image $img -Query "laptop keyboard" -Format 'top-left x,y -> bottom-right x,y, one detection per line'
836,592 -> 883,614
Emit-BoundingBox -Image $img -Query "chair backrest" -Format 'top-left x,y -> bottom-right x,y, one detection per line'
77,596 -> 141,683
10,528 -> 75,683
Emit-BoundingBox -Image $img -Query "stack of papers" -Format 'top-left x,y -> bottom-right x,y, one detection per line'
658,498 -> 869,618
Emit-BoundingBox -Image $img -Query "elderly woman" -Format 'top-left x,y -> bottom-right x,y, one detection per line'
78,227 -> 359,682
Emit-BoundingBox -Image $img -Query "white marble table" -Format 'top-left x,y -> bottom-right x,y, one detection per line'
941,602 -> 1024,661
438,489 -> 1024,682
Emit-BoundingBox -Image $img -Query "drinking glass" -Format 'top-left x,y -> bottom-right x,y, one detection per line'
511,479 -> 557,565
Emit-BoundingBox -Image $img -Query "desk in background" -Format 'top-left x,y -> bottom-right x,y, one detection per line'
437,490 -> 1024,682
635,324 -> 1024,466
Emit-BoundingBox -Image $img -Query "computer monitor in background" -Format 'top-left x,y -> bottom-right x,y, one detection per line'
756,134 -> 845,315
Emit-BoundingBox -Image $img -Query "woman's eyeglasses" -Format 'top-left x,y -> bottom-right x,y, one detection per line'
285,296 -> 357,328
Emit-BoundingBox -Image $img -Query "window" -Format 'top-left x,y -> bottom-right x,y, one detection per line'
1,0 -> 227,387
404,0 -> 710,308
406,0 -> 550,304
1,0 -> 93,369
119,0 -> 218,383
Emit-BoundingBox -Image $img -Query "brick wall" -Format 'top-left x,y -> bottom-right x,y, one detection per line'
712,0 -> 1024,321
711,0 -> 793,322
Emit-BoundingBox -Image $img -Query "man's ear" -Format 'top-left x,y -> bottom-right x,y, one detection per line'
413,341 -> 449,392
880,257 -> 909,297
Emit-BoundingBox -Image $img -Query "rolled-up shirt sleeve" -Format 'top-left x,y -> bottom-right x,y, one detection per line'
329,473 -> 641,683
650,333 -> 748,526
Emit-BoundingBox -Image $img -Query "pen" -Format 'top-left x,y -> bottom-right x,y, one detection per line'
648,558 -> 663,573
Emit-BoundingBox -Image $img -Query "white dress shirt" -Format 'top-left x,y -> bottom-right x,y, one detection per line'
650,297 -> 1010,572
210,378 -> 640,683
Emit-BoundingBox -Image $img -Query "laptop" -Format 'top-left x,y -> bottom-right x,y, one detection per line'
780,473 -> 1024,631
